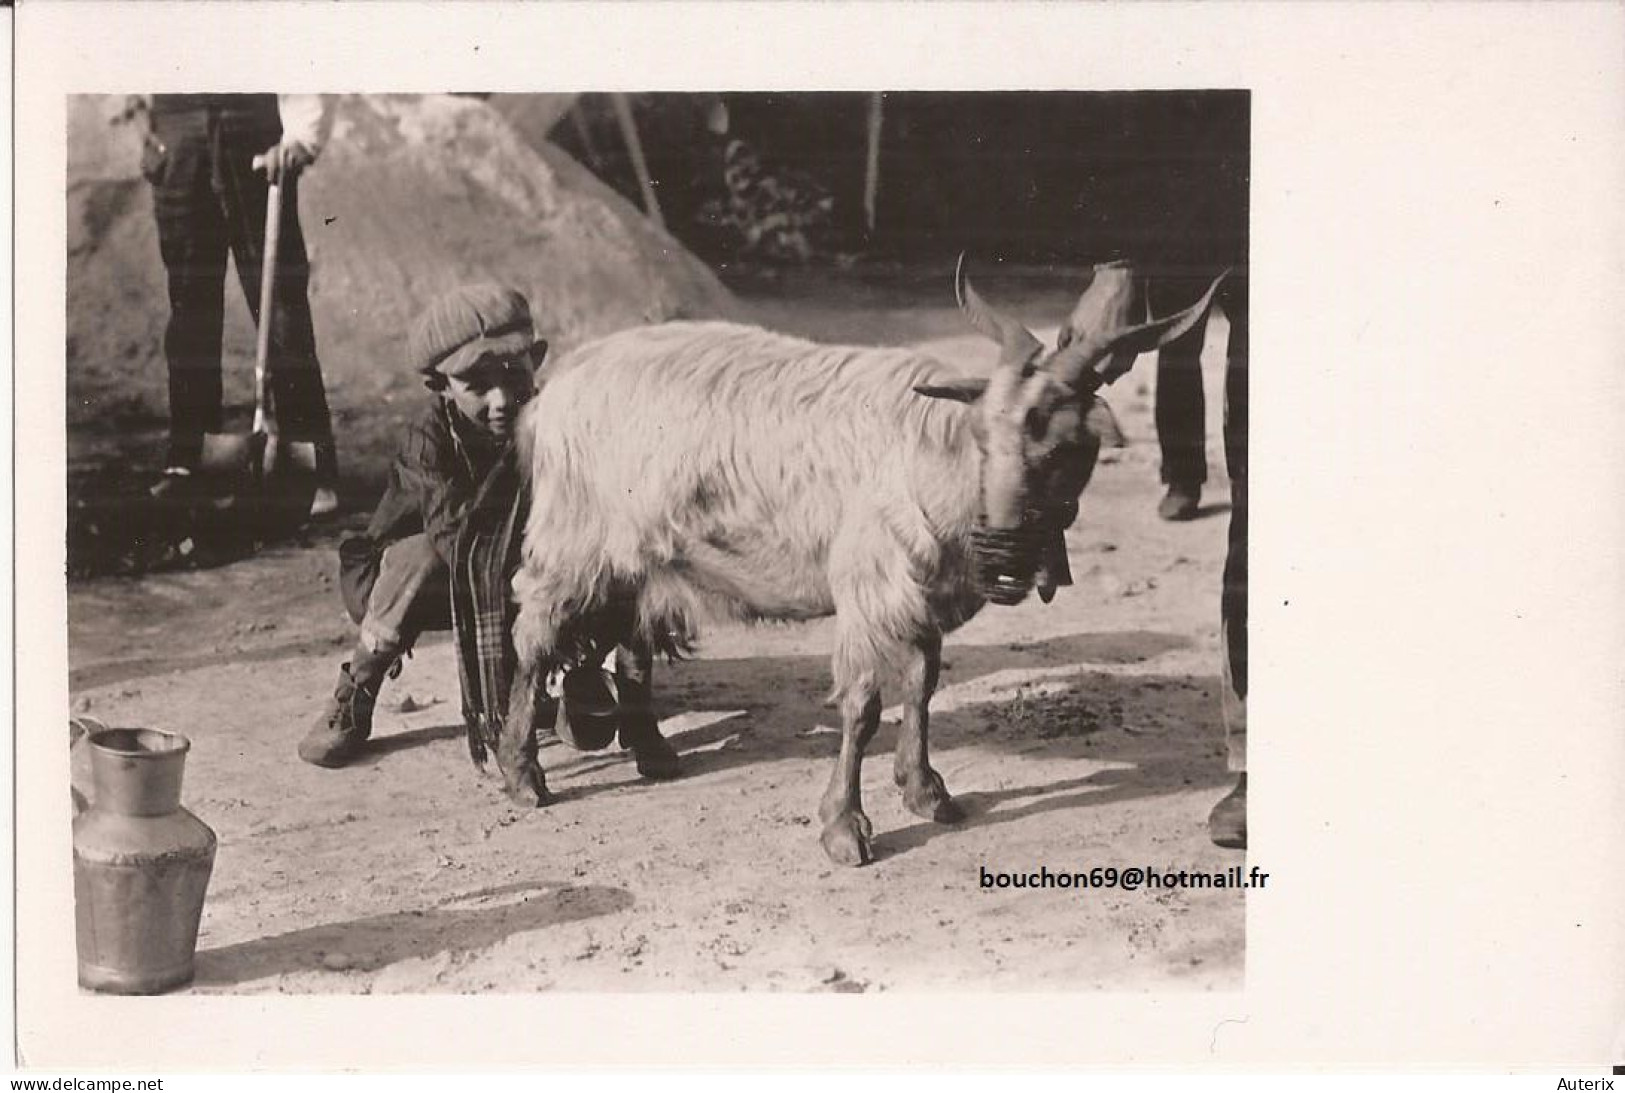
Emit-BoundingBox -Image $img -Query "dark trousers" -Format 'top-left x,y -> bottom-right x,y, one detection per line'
147,102 -> 336,478
1149,271 -> 1248,770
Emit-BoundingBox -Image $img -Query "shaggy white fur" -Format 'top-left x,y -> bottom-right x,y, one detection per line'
511,320 -> 986,699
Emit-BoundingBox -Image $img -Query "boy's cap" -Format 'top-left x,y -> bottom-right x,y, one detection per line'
410,283 -> 540,378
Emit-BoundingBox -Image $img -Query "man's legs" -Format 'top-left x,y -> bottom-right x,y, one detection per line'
301,535 -> 449,767
1210,271 -> 1248,848
1149,275 -> 1209,521
150,110 -> 229,478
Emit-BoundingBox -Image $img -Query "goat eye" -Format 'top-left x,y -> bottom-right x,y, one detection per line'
1024,406 -> 1049,439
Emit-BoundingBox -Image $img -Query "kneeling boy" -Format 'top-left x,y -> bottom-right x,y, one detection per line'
299,283 -> 680,780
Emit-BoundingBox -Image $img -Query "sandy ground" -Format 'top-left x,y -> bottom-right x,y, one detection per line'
66,275 -> 1244,993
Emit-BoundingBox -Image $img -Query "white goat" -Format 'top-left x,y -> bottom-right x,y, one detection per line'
499,260 -> 1223,866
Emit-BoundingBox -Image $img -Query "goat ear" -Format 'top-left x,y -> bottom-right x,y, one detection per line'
1086,396 -> 1128,448
913,377 -> 989,404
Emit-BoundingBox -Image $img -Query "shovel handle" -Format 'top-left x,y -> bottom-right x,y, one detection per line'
252,181 -> 283,436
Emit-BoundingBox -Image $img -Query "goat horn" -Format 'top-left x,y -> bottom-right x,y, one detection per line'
1047,270 -> 1230,389
955,253 -> 1043,366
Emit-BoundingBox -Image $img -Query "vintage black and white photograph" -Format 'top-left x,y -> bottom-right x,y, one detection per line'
63,87 -> 1248,993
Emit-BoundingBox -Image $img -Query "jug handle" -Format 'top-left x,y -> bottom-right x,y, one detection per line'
69,715 -> 109,746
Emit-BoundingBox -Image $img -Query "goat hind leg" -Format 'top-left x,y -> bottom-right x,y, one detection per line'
498,606 -> 554,807
496,658 -> 552,807
892,632 -> 963,823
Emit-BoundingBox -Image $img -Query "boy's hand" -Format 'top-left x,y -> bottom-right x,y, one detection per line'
254,140 -> 317,185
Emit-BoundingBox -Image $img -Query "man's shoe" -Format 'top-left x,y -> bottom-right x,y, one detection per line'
149,467 -> 196,501
308,486 -> 340,519
620,716 -> 681,781
1158,481 -> 1202,521
1208,773 -> 1247,849
298,650 -> 398,768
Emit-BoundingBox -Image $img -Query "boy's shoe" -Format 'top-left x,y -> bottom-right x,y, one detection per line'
308,486 -> 340,519
1208,773 -> 1247,849
299,649 -> 398,768
619,716 -> 681,781
1157,481 -> 1202,521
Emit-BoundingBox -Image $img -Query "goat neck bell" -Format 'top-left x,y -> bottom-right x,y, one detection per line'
72,726 -> 217,994
1033,499 -> 1079,603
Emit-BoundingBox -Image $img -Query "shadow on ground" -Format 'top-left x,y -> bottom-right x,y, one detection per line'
193,880 -> 633,987
350,630 -> 1231,861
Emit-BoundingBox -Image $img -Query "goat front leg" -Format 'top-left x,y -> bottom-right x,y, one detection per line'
817,672 -> 881,867
893,631 -> 963,823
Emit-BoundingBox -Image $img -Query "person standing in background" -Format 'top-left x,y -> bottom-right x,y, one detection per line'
1148,273 -> 1214,522
141,93 -> 340,517
1129,93 -> 1248,847
1144,268 -> 1247,849
1067,266 -> 1248,849
1195,271 -> 1247,850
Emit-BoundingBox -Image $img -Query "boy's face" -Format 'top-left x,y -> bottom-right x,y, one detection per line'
444,352 -> 537,439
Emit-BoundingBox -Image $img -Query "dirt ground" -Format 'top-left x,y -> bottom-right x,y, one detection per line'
66,269 -> 1244,993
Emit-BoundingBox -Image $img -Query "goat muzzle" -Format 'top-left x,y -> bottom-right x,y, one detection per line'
971,521 -> 1044,606
973,501 -> 1077,607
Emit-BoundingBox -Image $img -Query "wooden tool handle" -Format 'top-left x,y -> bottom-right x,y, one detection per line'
252,182 -> 283,436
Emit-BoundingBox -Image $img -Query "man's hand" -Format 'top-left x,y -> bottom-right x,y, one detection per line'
254,140 -> 316,185
111,95 -> 150,127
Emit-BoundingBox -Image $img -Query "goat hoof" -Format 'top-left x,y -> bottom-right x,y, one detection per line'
819,811 -> 874,867
905,787 -> 964,824
501,765 -> 552,808
902,770 -> 963,824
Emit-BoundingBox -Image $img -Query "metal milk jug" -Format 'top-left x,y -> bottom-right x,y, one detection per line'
72,725 -> 216,994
